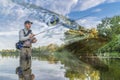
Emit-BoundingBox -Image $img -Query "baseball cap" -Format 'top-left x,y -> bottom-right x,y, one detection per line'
24,20 -> 33,24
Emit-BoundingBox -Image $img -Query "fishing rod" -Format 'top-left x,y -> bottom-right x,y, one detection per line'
34,24 -> 61,36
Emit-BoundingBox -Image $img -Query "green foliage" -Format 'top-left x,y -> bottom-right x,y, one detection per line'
97,16 -> 120,40
98,35 -> 120,55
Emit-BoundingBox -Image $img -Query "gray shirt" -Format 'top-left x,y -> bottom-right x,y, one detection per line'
19,28 -> 32,41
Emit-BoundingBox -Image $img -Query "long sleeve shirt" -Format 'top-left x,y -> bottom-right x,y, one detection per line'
19,28 -> 32,41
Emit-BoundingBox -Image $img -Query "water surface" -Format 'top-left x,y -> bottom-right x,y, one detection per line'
0,56 -> 68,80
0,55 -> 120,80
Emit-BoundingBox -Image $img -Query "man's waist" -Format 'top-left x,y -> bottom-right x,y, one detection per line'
23,46 -> 31,48
19,39 -> 30,42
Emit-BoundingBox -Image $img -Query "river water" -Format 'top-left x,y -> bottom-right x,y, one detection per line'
0,55 -> 120,80
0,56 -> 68,80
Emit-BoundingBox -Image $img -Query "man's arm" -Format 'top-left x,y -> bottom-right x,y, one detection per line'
19,30 -> 30,41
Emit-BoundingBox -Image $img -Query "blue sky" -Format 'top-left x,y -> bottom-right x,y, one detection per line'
0,0 -> 120,50
69,2 -> 120,20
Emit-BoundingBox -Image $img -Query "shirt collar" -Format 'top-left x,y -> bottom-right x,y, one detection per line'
24,28 -> 29,31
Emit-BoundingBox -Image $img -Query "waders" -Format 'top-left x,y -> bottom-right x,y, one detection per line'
16,48 -> 34,80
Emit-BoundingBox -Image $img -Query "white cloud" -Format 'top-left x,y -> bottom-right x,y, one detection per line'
16,0 -> 78,15
0,36 -> 18,50
92,8 -> 102,12
77,17 -> 101,29
33,0 -> 120,13
73,0 -> 105,11
0,31 -> 18,36
37,0 -> 105,13
11,0 -> 120,15
106,0 -> 120,3
19,0 -> 104,14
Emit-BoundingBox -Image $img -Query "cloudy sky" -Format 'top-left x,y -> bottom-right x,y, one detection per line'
0,0 -> 120,50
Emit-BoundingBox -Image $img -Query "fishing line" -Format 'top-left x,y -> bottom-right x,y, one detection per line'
35,25 -> 60,36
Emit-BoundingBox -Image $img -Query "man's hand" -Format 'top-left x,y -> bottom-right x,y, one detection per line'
29,34 -> 35,38
31,38 -> 37,43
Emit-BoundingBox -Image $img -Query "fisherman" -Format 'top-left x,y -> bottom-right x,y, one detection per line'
18,20 -> 37,80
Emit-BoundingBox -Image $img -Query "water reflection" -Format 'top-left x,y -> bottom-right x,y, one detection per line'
0,55 -> 68,80
0,53 -> 120,80
100,58 -> 120,80
0,54 -> 100,80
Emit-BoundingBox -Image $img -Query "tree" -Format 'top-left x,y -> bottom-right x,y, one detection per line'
97,16 -> 120,40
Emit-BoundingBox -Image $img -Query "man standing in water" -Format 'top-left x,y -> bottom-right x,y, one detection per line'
17,20 -> 37,80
